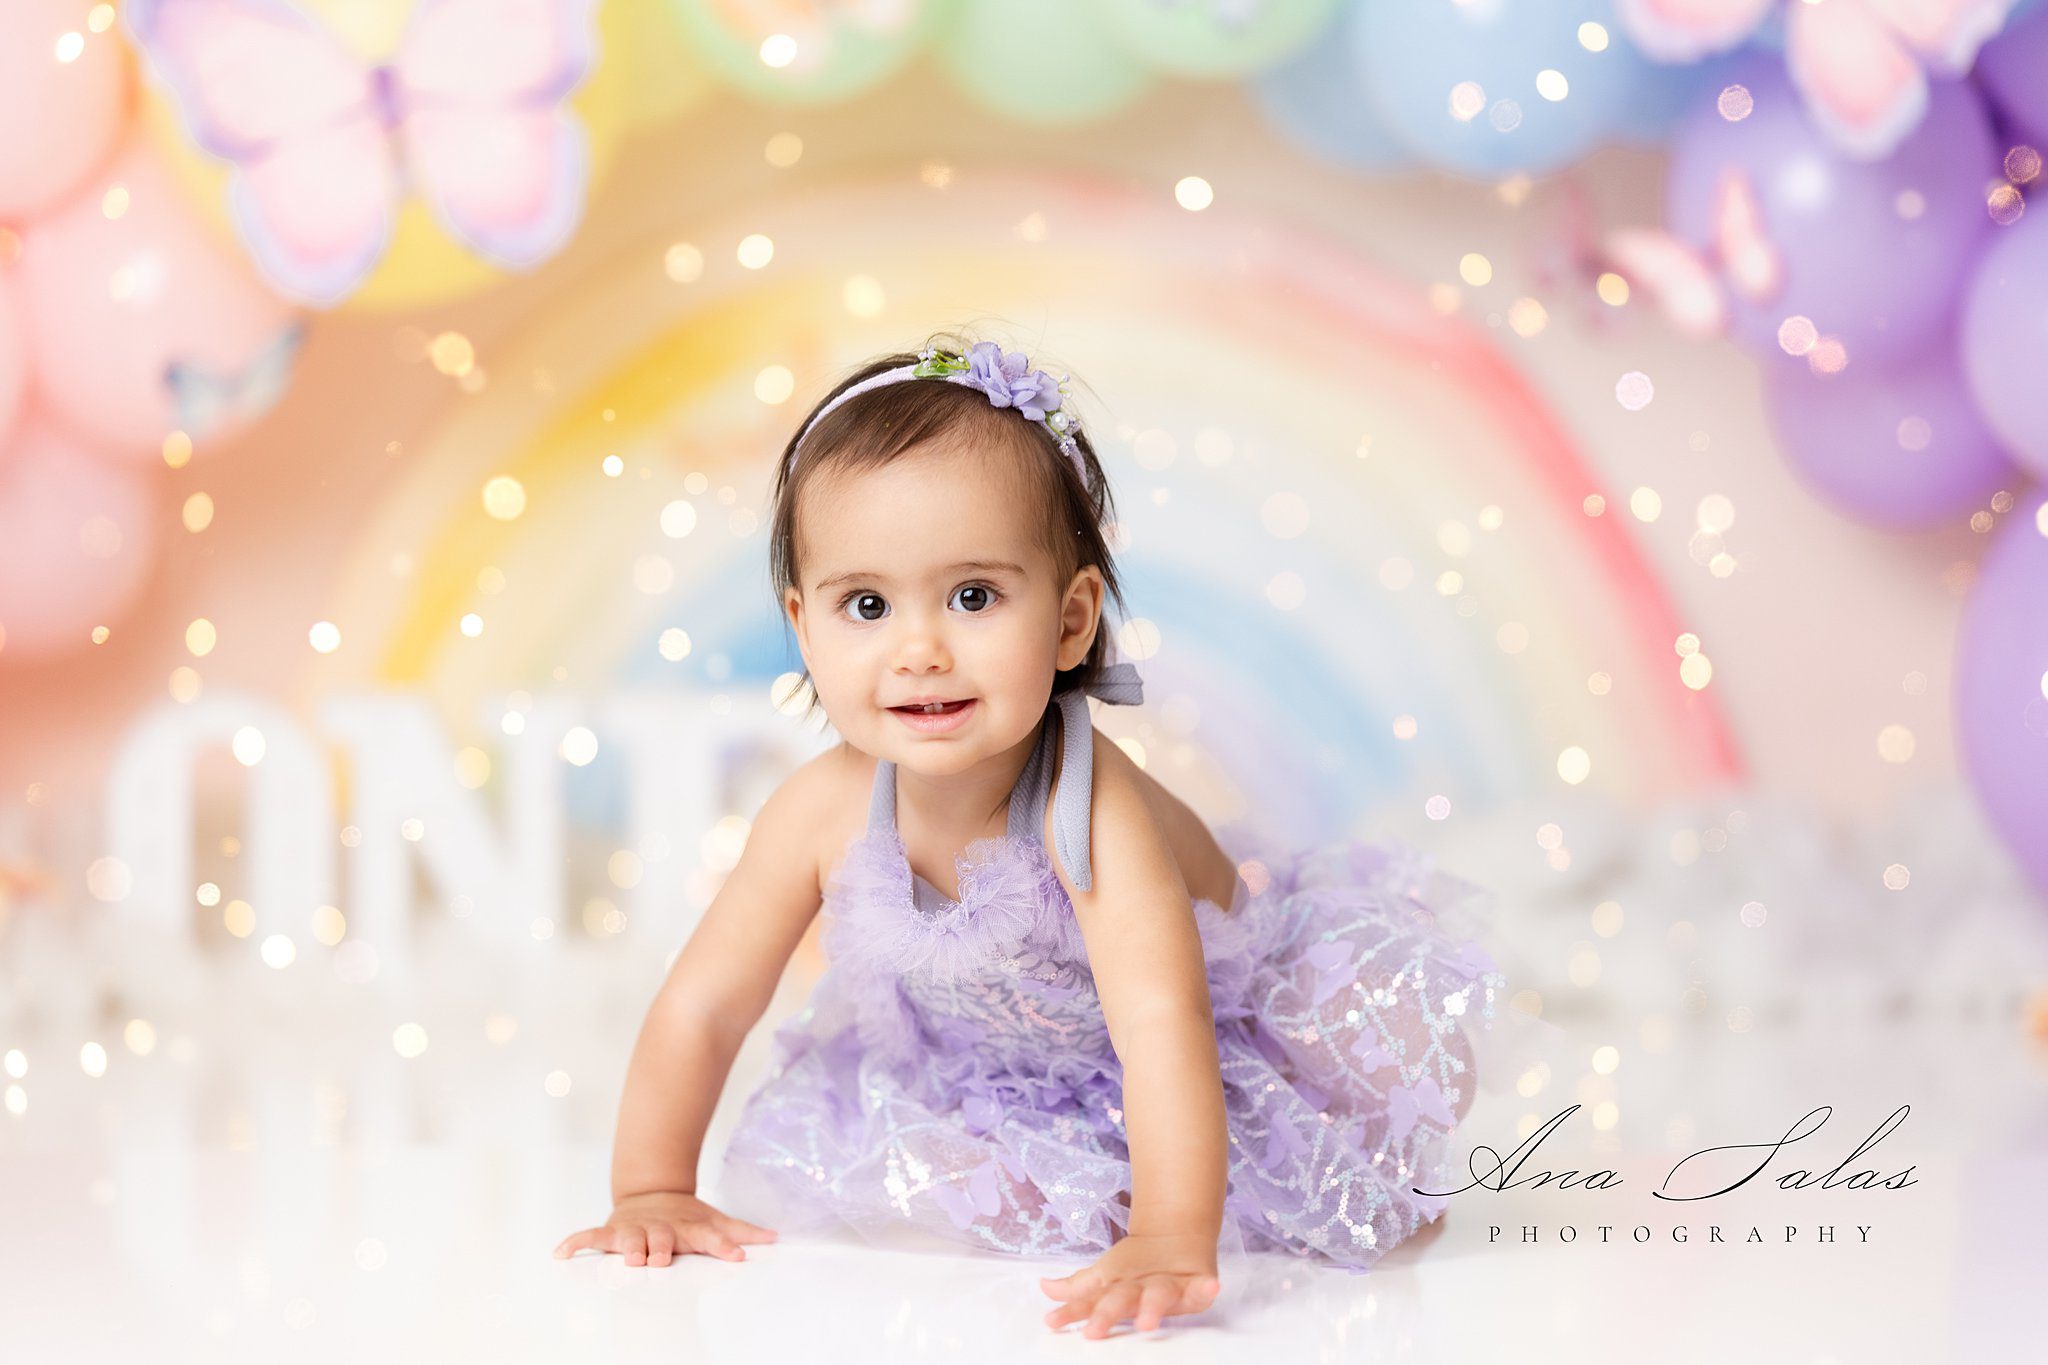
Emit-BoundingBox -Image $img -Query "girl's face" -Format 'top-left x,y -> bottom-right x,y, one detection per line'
783,439 -> 1103,777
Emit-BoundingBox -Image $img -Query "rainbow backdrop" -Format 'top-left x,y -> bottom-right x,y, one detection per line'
329,171 -> 1743,844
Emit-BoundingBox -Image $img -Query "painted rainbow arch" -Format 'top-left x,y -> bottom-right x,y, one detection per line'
336,170 -> 1743,844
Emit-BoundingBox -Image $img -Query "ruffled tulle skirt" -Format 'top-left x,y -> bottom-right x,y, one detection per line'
716,824 -> 1506,1273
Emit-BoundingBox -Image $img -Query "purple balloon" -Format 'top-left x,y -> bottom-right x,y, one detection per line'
1956,497 -> 2048,900
1978,4 -> 2048,147
1667,62 -> 1994,365
1960,209 -> 2048,480
1762,333 -> 2018,529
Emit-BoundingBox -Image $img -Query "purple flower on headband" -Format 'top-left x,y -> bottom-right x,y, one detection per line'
960,341 -> 1063,422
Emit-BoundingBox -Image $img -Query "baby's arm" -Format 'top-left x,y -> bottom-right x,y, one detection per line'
1040,734 -> 1225,1336
555,748 -> 841,1266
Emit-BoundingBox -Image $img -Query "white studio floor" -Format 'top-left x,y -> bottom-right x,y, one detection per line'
2,996 -> 2043,1364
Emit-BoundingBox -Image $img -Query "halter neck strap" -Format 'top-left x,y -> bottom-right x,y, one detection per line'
863,687 -> 1101,892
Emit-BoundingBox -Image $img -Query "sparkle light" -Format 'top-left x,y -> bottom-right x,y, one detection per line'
1591,1046 -> 1619,1075
260,934 -> 296,968
1449,82 -> 1486,122
56,30 -> 85,62
1882,863 -> 1911,890
660,500 -> 697,538
764,132 -> 803,168
1577,21 -> 1609,50
1424,795 -> 1451,820
755,365 -> 795,404
737,234 -> 775,269
658,628 -> 692,661
428,332 -> 474,376
309,621 -> 341,654
1557,746 -> 1591,785
481,475 -> 526,520
759,33 -> 797,67
459,613 -> 484,637
1777,314 -> 1818,355
601,454 -> 624,477
1615,371 -> 1654,410
545,1070 -> 573,1097
1490,99 -> 1522,132
1897,415 -> 1933,451
392,1024 -> 429,1058
663,242 -> 703,283
80,1042 -> 107,1077
1630,486 -> 1662,520
232,726 -> 266,766
1535,69 -> 1569,102
1680,653 -> 1713,689
560,727 -> 599,766
1174,176 -> 1214,211
1595,272 -> 1629,306
124,1019 -> 156,1055
1987,182 -> 2025,226
2007,146 -> 2043,184
1877,724 -> 1916,763
162,431 -> 193,467
843,274 -> 885,317
1717,84 -> 1753,121
185,618 -> 216,657
1508,297 -> 1548,336
1458,252 -> 1492,286
102,183 -> 129,219
1696,494 -> 1735,533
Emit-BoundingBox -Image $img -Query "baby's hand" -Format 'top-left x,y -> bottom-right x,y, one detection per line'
1038,1232 -> 1221,1338
554,1191 -> 777,1266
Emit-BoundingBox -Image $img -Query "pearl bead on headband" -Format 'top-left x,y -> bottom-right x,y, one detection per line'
787,342 -> 1090,484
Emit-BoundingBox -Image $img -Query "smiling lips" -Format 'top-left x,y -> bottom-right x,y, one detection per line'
888,697 -> 977,733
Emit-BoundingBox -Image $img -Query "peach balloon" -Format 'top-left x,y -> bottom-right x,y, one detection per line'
0,0 -> 130,219
0,274 -> 25,442
0,412 -> 161,665
17,135 -> 299,457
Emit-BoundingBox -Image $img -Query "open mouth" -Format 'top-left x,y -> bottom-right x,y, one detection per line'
890,699 -> 972,715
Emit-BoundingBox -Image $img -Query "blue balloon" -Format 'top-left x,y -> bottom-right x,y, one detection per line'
1353,0 -> 1656,177
1250,3 -> 1410,172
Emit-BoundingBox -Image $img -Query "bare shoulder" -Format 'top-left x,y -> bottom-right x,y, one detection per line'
752,741 -> 871,896
1049,716 -> 1241,910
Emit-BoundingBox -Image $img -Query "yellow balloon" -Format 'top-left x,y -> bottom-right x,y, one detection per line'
136,0 -> 635,312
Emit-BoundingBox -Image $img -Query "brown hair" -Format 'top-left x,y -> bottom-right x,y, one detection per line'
769,330 -> 1129,717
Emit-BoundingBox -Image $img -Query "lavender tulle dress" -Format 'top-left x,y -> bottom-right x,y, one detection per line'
718,681 -> 1506,1273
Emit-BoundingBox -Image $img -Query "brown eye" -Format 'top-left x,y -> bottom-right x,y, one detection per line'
842,592 -> 887,622
950,584 -> 998,613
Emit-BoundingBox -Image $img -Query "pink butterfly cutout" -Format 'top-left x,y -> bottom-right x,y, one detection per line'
127,0 -> 598,306
1601,166 -> 1785,337
1615,0 -> 2014,157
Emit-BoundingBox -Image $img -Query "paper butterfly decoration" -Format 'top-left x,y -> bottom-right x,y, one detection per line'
1600,167 -> 1784,339
167,319 -> 306,440
1615,0 -> 2014,158
127,0 -> 599,306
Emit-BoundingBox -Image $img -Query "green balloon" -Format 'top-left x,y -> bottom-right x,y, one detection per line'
1098,0 -> 1341,79
665,0 -> 943,106
932,0 -> 1153,124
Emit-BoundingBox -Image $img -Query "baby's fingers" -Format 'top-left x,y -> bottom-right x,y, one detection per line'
684,1221 -> 747,1262
553,1227 -> 610,1259
1038,1266 -> 1105,1303
1043,1293 -> 1100,1331
715,1215 -> 778,1245
1084,1282 -> 1143,1339
645,1224 -> 678,1267
1134,1279 -> 1181,1333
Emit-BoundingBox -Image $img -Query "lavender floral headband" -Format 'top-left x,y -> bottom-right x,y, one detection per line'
787,342 -> 1089,483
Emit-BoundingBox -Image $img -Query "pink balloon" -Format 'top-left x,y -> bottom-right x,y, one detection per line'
18,135 -> 300,458
0,412 -> 161,665
0,0 -> 130,219
0,275 -> 25,441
